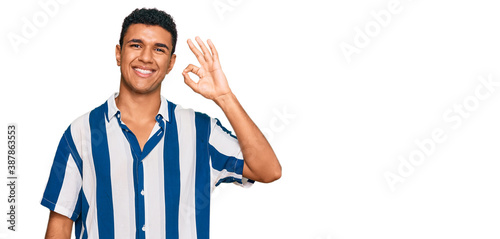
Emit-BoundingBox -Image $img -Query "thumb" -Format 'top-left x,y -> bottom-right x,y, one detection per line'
182,66 -> 199,93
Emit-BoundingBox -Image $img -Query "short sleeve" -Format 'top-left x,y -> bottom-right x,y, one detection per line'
41,127 -> 83,221
208,118 -> 254,188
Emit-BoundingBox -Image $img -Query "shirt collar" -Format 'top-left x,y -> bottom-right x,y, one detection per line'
157,95 -> 170,122
106,93 -> 170,123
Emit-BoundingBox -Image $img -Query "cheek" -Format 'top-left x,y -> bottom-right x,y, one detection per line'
158,58 -> 172,72
122,49 -> 138,63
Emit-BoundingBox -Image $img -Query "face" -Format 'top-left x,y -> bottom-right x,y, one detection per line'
115,24 -> 176,95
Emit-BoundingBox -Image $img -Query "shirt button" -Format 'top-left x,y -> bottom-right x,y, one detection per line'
142,225 -> 146,231
141,190 -> 144,195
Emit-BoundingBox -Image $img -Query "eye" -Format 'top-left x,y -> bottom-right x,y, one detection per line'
155,48 -> 166,53
130,44 -> 141,48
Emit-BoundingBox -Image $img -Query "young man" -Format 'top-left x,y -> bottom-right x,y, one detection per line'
41,8 -> 281,239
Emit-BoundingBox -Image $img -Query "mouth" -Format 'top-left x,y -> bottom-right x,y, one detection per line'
133,67 -> 156,77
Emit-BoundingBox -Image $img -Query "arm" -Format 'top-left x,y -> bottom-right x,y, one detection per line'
182,37 -> 281,183
45,211 -> 73,239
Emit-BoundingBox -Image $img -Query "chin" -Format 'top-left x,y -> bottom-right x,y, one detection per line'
131,84 -> 162,95
121,75 -> 163,94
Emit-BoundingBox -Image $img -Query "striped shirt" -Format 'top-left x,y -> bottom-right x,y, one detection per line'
41,93 -> 253,239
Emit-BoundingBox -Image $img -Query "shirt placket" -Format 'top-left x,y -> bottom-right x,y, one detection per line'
115,112 -> 165,239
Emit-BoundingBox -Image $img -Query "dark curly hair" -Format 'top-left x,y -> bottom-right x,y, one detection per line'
119,8 -> 178,55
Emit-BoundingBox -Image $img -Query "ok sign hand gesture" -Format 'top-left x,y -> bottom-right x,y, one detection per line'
182,37 -> 232,102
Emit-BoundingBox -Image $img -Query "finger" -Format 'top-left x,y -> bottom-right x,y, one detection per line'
195,36 -> 213,62
187,39 -> 206,65
207,39 -> 219,62
182,65 -> 200,93
183,64 -> 202,77
183,72 -> 199,93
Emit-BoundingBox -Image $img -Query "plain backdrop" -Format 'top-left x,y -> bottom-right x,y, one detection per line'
1,0 -> 500,238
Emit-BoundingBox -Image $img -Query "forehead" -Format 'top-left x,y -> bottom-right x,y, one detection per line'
123,23 -> 172,46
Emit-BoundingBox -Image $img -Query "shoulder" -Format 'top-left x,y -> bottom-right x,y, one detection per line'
166,100 -> 212,123
65,100 -> 107,140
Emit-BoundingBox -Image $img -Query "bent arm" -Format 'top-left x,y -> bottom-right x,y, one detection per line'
215,92 -> 282,183
45,211 -> 73,239
182,37 -> 281,183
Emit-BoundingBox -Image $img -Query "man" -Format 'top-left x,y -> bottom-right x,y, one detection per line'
41,8 -> 281,239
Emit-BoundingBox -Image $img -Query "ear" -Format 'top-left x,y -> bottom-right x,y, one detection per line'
166,54 -> 176,74
115,44 -> 121,66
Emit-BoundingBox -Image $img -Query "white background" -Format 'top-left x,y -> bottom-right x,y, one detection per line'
1,0 -> 500,238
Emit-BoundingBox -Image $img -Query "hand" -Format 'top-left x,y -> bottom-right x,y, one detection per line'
182,36 -> 232,101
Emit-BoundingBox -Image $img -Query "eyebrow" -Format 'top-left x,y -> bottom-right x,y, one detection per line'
127,39 -> 169,50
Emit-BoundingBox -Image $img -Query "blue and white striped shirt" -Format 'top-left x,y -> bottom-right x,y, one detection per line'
41,94 -> 253,239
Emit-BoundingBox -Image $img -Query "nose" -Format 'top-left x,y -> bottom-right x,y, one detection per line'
138,47 -> 153,63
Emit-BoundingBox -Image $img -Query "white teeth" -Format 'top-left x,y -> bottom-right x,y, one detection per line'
134,68 -> 153,74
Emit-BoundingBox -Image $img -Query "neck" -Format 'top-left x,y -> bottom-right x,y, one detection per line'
115,88 -> 161,123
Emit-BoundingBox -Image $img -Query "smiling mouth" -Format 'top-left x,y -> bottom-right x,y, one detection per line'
133,67 -> 155,77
